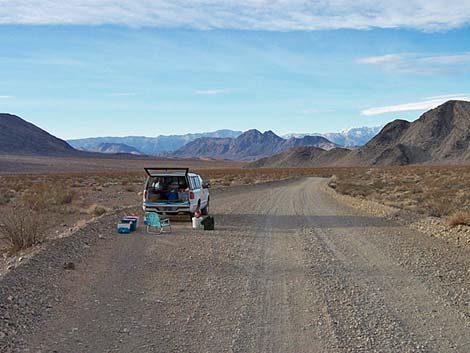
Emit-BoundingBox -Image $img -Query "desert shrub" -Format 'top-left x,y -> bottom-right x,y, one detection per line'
86,204 -> 107,217
0,205 -> 46,253
21,185 -> 49,210
0,189 -> 15,205
55,189 -> 75,205
21,183 -> 75,210
125,185 -> 136,192
448,211 -> 470,228
243,177 -> 254,184
328,175 -> 338,189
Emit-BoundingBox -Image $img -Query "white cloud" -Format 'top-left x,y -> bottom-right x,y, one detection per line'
357,54 -> 404,65
1,1 -> 470,31
0,95 -> 14,99
357,53 -> 470,74
361,95 -> 470,116
194,89 -> 229,95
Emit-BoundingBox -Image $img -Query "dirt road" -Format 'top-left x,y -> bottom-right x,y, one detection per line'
17,178 -> 470,352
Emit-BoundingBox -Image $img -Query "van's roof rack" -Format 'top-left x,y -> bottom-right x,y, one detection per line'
144,167 -> 189,177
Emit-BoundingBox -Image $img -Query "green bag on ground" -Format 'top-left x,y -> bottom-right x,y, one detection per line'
201,216 -> 215,231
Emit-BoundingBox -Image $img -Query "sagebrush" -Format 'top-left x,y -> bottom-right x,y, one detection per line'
0,205 -> 47,253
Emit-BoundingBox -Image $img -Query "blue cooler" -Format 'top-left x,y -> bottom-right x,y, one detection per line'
117,223 -> 131,234
121,217 -> 138,232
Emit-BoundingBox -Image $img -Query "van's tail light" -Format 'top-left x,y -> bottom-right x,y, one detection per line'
143,190 -> 147,201
190,192 -> 195,200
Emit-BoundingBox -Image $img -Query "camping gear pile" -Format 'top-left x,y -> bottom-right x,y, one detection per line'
117,216 -> 140,234
192,215 -> 215,231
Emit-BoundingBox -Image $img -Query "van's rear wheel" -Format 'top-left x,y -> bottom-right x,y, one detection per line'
201,200 -> 209,215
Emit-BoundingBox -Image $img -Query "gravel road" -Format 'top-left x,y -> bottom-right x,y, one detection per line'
5,177 -> 470,352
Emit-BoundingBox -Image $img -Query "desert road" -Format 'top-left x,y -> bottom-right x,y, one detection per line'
17,178 -> 470,352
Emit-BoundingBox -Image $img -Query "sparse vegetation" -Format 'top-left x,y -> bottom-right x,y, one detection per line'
0,204 -> 46,254
328,166 -> 470,219
448,211 -> 470,228
0,188 -> 14,205
86,204 -> 107,217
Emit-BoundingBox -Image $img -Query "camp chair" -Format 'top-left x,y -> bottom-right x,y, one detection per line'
145,212 -> 172,234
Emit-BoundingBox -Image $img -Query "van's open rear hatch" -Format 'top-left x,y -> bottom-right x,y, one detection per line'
144,167 -> 189,177
144,167 -> 191,214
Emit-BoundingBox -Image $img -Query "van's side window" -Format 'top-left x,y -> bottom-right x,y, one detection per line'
189,177 -> 195,190
192,176 -> 201,189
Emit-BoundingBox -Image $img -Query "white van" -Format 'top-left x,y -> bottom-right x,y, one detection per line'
142,168 -> 210,217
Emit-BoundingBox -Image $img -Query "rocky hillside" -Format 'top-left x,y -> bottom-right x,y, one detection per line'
250,146 -> 351,168
342,100 -> 470,165
172,129 -> 338,161
0,113 -> 77,155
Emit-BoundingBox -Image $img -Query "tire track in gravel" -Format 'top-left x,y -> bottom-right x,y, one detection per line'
298,178 -> 470,352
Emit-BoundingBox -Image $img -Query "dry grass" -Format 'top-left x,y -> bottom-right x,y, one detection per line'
85,204 -> 107,217
0,172 -> 145,254
328,165 -> 470,219
0,205 -> 46,254
0,188 -> 14,205
448,211 -> 470,228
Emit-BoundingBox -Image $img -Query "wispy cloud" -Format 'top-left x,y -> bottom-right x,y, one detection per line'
194,89 -> 229,95
361,94 -> 470,116
1,1 -> 470,31
357,53 -> 470,74
0,95 -> 14,99
357,54 -> 404,65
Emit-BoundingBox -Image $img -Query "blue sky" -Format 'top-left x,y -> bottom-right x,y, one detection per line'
1,1 -> 470,139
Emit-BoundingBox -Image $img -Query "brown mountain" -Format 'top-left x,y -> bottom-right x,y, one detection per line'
250,100 -> 470,168
0,113 -> 77,156
172,129 -> 337,161
342,100 -> 470,165
250,146 -> 351,168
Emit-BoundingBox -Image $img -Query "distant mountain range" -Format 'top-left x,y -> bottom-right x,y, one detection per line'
252,100 -> 470,167
68,130 -> 242,156
284,126 -> 382,147
91,143 -> 143,155
68,126 -> 381,156
171,130 -> 339,161
4,101 -> 469,166
0,113 -> 77,156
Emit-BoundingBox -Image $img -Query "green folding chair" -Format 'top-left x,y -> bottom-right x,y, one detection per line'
145,212 -> 172,234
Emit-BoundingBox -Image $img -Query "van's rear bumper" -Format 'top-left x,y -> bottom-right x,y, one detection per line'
143,202 -> 191,215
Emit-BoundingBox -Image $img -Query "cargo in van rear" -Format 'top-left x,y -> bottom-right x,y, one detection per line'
142,167 -> 210,217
